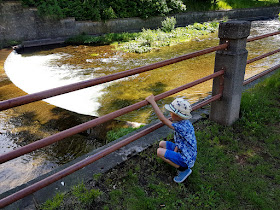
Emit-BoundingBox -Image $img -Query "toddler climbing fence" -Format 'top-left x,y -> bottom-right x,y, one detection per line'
0,21 -> 279,208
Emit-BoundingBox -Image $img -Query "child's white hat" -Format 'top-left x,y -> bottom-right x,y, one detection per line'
164,98 -> 192,120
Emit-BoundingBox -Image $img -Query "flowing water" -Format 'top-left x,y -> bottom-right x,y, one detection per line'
1,19 -> 280,194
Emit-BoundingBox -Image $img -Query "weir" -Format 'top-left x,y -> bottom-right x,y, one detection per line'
0,18 -> 280,209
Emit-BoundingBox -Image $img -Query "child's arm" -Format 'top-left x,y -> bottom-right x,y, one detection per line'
145,95 -> 174,130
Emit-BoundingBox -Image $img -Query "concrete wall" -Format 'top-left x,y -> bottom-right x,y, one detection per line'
0,1 -> 279,45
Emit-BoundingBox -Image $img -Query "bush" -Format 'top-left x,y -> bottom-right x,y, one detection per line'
161,16 -> 177,32
20,0 -> 187,21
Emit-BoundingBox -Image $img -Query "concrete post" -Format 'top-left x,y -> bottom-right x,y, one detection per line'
210,20 -> 251,125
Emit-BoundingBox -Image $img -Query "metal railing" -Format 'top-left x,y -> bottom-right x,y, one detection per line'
0,43 -> 227,208
0,29 -> 280,208
244,31 -> 280,85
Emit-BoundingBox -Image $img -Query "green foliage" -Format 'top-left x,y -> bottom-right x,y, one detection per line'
66,32 -> 139,46
239,71 -> 280,137
161,16 -> 177,32
120,21 -> 219,53
20,0 -> 187,21
0,40 -> 21,49
43,71 -> 280,209
41,192 -> 64,210
106,126 -> 142,142
72,182 -> 101,205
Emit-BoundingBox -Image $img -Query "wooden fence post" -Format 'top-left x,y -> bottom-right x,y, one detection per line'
210,20 -> 251,125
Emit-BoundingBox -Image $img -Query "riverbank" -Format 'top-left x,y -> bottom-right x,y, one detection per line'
42,70 -> 280,209
1,2 -> 279,48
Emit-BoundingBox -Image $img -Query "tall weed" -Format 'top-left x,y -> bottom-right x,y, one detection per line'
161,16 -> 177,32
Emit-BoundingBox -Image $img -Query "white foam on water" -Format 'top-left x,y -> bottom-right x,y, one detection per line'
4,51 -> 107,116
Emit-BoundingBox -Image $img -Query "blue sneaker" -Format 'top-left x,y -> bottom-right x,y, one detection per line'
173,168 -> 192,183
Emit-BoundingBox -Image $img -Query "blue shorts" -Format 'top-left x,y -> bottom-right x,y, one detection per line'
164,141 -> 188,168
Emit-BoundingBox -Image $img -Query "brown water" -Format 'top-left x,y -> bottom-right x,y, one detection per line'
1,19 -> 280,194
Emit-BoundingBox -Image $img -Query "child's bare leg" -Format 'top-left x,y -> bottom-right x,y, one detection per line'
157,148 -> 179,168
159,141 -> 166,148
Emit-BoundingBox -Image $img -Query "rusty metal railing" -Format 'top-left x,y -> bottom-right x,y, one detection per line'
0,43 -> 228,111
244,31 -> 280,86
0,70 -> 224,208
0,70 -> 224,164
1,29 -> 280,208
0,41 -> 227,208
243,63 -> 280,85
247,48 -> 280,64
247,31 -> 280,42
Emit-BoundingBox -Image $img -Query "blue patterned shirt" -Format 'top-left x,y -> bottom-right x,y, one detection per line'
172,120 -> 197,168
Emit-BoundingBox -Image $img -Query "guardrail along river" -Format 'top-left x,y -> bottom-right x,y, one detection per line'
1,19 -> 280,194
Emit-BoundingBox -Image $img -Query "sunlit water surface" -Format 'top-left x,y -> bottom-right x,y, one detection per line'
1,19 -> 280,194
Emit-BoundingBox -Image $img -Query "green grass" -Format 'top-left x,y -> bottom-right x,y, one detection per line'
67,20 -> 219,53
41,192 -> 64,210
216,0 -> 279,10
71,182 -> 102,205
0,40 -> 21,50
106,125 -> 144,143
42,70 -> 280,209
66,32 -> 140,46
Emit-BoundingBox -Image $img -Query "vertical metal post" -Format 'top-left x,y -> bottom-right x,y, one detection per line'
210,20 -> 251,125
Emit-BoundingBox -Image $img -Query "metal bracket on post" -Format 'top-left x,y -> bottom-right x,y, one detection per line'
218,68 -> 225,99
224,40 -> 229,51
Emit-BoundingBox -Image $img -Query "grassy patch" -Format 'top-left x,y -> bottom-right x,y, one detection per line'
0,40 -> 21,50
72,182 -> 102,205
119,21 -> 219,53
216,0 -> 279,10
41,192 -> 64,210
67,20 -> 219,53
66,32 -> 139,46
41,70 -> 280,209
106,125 -> 144,143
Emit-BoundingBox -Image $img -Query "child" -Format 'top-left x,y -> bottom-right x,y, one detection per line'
145,95 -> 197,183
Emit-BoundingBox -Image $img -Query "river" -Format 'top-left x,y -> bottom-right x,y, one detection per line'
1,19 -> 280,194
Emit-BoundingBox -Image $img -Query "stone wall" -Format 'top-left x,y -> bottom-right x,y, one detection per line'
0,1 -> 279,46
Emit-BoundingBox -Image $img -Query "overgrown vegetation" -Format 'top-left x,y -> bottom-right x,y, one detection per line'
41,182 -> 101,209
41,192 -> 65,210
16,0 -> 279,21
40,70 -> 280,209
120,20 -> 219,53
66,32 -> 140,46
0,40 -> 21,50
67,18 -> 219,53
106,125 -> 144,143
19,0 -> 186,20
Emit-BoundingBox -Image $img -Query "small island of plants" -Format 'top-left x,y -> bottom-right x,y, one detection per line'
66,17 -> 220,53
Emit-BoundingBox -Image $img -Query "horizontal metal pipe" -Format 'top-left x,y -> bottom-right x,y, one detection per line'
0,70 -> 224,164
247,48 -> 280,64
247,31 -> 280,42
0,43 -> 228,111
0,120 -> 163,208
243,64 -> 280,86
0,92 -> 223,208
192,93 -> 222,111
